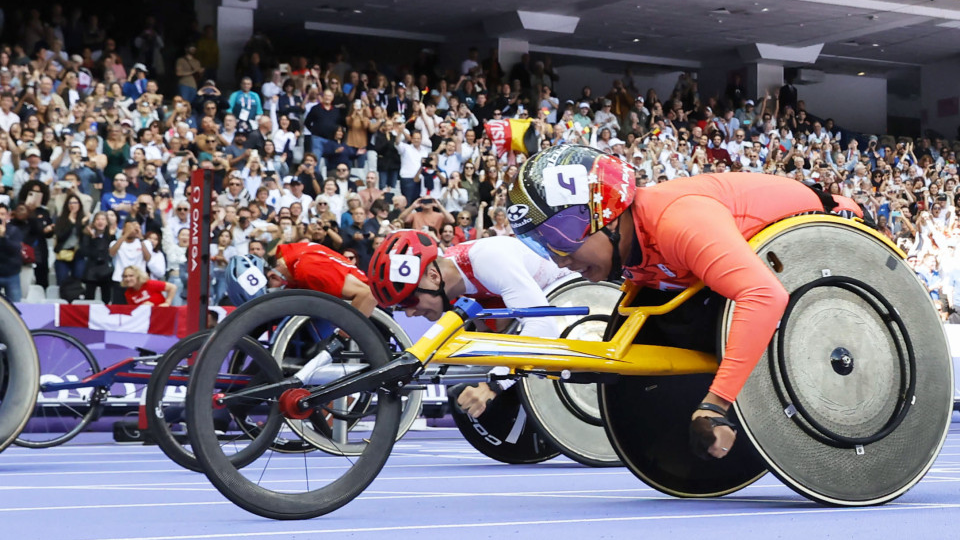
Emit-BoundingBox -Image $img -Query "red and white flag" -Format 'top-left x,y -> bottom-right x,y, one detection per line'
57,304 -> 178,335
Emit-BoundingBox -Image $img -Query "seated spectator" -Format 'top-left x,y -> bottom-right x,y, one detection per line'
438,222 -> 456,249
218,171 -> 253,207
707,132 -> 732,166
449,210 -> 477,245
489,207 -> 513,237
330,162 -> 359,195
121,265 -> 176,306
13,148 -> 55,198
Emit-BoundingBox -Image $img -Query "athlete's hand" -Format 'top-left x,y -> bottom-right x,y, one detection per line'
691,409 -> 737,459
457,383 -> 498,418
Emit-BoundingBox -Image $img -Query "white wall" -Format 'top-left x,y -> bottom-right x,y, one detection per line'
217,6 -> 254,88
920,57 -> 960,139
797,73 -> 887,135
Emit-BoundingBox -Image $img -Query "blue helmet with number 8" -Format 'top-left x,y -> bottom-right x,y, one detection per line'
508,144 -> 636,260
225,254 -> 268,306
368,230 -> 439,308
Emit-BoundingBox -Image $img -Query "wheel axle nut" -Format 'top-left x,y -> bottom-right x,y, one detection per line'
279,388 -> 313,420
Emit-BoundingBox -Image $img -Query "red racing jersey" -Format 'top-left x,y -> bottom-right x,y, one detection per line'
277,242 -> 368,296
626,172 -> 862,402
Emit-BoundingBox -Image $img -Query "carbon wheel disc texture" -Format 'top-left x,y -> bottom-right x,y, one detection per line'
449,384 -> 559,464
730,221 -> 953,505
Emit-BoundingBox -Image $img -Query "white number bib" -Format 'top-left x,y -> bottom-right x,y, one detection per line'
542,164 -> 590,207
238,266 -> 267,296
389,254 -> 421,284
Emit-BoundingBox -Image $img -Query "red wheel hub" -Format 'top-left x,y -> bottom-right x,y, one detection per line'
211,393 -> 226,410
278,388 -> 313,420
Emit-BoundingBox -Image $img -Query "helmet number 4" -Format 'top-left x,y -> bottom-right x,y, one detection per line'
543,164 -> 589,207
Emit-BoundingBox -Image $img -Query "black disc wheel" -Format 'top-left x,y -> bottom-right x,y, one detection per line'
186,290 -> 400,520
0,299 -> 39,452
15,329 -> 102,448
599,288 -> 767,497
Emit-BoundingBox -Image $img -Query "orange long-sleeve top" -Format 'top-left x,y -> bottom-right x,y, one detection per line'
624,172 -> 861,402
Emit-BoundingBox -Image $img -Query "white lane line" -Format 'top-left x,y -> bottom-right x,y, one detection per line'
0,483 -> 800,509
0,468 -> 626,480
0,489 -> 808,513
0,501 -> 230,512
74,504 -> 960,540
0,458 -> 541,469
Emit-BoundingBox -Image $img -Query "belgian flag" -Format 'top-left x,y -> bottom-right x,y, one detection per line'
484,118 -> 539,157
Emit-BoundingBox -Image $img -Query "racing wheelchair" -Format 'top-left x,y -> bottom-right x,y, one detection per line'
183,215 -> 953,519
0,297 -> 39,453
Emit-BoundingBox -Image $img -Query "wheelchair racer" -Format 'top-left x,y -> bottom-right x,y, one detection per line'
368,231 -> 575,417
507,144 -> 863,460
227,243 -> 375,316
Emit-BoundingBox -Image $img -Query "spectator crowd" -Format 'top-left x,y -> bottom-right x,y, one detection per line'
0,5 -> 958,319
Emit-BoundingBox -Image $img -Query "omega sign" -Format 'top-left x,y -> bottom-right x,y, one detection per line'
190,185 -> 201,272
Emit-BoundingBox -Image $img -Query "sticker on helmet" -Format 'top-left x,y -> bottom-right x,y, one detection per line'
507,204 -> 529,223
543,164 -> 590,207
237,266 -> 267,296
390,253 -> 421,284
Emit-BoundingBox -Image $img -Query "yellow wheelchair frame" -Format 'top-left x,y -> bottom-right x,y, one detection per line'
405,214 -> 901,378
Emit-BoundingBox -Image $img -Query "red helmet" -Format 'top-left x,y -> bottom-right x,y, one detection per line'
368,230 -> 439,308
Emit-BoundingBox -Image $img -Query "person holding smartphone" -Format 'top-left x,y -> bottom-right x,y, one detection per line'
398,195 -> 454,232
108,220 -> 152,303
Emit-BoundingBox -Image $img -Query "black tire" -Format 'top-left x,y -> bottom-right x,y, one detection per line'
0,299 -> 39,452
146,329 -> 272,472
15,329 -> 102,448
187,290 -> 401,520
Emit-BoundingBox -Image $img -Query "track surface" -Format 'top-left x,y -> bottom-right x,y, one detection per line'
3,419 -> 960,540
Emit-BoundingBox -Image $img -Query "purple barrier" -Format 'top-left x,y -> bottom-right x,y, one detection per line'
15,304 -> 437,416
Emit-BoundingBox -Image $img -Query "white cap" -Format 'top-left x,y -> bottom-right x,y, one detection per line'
745,99 -> 755,106
610,138 -> 625,146
578,102 -> 590,109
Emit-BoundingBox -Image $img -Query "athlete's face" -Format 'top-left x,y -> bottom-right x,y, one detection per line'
550,231 -> 612,283
402,268 -> 444,321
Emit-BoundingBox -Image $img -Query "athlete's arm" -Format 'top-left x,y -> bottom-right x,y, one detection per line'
341,273 -> 377,318
659,195 -> 790,404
